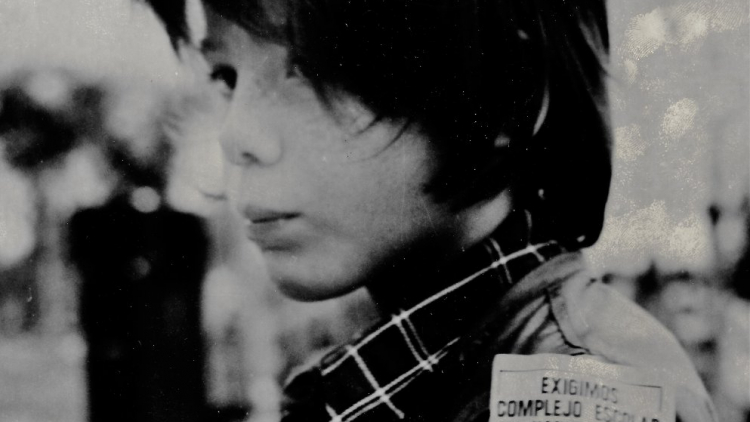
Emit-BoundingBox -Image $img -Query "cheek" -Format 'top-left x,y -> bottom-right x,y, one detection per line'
301,134 -> 444,255
264,109 -> 449,297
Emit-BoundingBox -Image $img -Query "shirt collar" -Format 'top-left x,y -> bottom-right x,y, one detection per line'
367,209 -> 552,313
282,209 -> 565,422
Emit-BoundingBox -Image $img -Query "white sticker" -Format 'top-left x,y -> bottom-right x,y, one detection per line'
489,354 -> 675,422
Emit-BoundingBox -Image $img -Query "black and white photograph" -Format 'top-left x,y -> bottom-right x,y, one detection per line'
0,1 -> 747,421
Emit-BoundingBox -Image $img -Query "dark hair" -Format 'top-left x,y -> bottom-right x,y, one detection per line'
145,0 -> 612,249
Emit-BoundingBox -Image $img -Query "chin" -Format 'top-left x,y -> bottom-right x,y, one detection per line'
263,250 -> 368,302
273,279 -> 335,302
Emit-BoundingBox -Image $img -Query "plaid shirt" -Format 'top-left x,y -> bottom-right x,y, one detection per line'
281,210 -> 564,422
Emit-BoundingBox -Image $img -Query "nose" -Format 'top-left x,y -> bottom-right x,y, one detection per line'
219,86 -> 283,168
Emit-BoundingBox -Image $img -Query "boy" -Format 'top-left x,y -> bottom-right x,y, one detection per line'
143,1 -> 716,421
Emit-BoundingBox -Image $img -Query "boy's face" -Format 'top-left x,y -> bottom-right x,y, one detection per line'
201,7 -> 462,300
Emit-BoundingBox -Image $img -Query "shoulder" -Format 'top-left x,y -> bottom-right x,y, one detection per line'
452,252 -> 717,422
554,262 -> 717,422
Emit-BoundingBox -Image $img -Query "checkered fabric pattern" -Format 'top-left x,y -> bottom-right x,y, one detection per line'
281,211 -> 564,422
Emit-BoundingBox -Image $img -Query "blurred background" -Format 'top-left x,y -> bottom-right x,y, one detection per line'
0,0 -> 746,421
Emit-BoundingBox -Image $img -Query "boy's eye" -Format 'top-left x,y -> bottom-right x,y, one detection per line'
208,65 -> 238,95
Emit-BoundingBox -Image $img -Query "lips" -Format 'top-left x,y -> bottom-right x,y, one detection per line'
242,206 -> 301,249
241,204 -> 299,223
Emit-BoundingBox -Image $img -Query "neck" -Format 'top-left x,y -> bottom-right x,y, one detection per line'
367,190 -> 514,313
